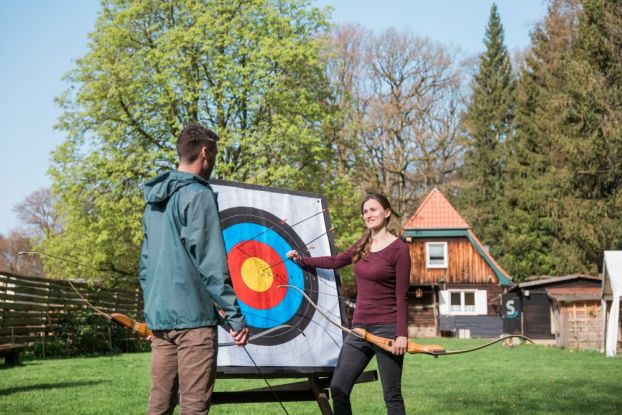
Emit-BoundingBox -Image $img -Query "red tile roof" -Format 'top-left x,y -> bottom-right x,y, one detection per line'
402,188 -> 512,283
403,188 -> 469,229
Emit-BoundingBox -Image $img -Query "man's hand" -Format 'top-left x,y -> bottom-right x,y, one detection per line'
229,327 -> 250,347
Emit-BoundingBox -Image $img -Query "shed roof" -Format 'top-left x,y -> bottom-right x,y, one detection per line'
517,274 -> 600,289
546,286 -> 601,302
403,188 -> 468,229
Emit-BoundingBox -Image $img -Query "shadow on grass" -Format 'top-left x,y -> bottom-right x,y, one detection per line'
0,380 -> 107,397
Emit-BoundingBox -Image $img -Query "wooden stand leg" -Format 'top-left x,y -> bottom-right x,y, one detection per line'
308,375 -> 333,415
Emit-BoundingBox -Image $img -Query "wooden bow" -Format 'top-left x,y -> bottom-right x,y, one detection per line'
65,280 -> 153,337
109,312 -> 153,337
281,284 -> 533,357
66,269 -> 297,345
351,328 -> 446,355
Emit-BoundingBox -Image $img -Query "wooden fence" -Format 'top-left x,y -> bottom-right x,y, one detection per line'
0,271 -> 144,347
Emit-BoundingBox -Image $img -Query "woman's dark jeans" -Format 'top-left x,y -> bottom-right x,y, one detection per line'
330,323 -> 405,415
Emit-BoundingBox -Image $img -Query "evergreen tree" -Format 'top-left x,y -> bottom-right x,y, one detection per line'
500,0 -> 622,278
501,0 -> 582,280
457,3 -> 514,252
555,0 -> 622,269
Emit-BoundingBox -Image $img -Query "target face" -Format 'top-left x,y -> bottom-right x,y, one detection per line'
221,206 -> 318,346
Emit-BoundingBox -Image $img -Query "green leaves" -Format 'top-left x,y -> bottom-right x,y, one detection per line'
47,0 -> 335,284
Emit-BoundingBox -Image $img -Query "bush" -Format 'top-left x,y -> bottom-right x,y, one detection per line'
28,308 -> 150,358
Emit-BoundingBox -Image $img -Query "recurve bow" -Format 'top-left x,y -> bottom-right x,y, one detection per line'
281,284 -> 533,357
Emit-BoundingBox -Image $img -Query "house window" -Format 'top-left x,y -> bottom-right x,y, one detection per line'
426,242 -> 447,268
450,291 -> 475,313
439,290 -> 488,315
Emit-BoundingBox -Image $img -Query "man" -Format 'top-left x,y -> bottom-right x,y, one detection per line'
139,124 -> 249,414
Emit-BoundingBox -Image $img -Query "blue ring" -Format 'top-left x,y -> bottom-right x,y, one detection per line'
223,222 -> 304,328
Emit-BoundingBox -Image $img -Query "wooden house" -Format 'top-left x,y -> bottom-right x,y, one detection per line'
505,274 -> 602,347
402,188 -> 512,338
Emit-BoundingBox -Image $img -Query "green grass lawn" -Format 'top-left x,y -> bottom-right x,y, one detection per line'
1,338 -> 621,414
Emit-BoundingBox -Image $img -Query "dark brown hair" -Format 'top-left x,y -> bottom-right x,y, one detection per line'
176,124 -> 219,163
352,193 -> 392,263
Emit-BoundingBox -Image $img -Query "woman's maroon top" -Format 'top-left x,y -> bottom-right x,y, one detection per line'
298,238 -> 411,337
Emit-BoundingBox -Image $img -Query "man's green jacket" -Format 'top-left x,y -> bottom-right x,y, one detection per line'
139,171 -> 246,332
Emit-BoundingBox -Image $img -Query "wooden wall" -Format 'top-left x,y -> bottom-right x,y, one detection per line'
552,301 -> 602,350
0,272 -> 144,345
408,237 -> 498,285
407,287 -> 437,338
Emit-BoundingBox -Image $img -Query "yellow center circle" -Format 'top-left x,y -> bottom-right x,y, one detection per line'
241,257 -> 273,292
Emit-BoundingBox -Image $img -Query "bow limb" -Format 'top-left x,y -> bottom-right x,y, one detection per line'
431,335 -> 534,356
20,252 -> 149,338
279,284 -> 357,338
67,280 -> 113,321
66,280 -> 151,338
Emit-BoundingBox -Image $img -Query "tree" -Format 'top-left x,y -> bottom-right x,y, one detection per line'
501,0 -> 622,280
13,187 -> 60,239
47,0 -> 332,284
356,28 -> 466,222
501,0 -> 584,279
0,230 -> 43,276
554,0 -> 622,270
457,3 -> 515,252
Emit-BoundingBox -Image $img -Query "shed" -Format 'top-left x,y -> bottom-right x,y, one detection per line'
547,286 -> 602,350
506,275 -> 601,344
602,251 -> 622,357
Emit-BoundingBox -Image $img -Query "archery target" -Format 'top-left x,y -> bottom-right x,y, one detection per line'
221,206 -> 318,346
211,180 -> 343,370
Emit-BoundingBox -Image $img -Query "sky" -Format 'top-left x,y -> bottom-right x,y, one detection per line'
0,0 -> 549,236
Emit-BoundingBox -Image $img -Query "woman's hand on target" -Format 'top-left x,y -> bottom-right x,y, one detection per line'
286,250 -> 301,263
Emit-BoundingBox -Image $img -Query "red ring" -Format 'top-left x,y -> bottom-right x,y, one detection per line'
228,240 -> 288,309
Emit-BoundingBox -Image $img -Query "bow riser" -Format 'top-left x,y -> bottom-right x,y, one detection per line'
351,328 -> 447,356
111,313 -> 152,337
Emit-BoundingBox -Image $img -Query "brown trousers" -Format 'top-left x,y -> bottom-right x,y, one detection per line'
147,327 -> 217,415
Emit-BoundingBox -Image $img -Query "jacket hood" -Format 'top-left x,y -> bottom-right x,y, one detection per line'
144,171 -> 207,204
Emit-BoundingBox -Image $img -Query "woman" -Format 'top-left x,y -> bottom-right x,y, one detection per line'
287,193 -> 410,415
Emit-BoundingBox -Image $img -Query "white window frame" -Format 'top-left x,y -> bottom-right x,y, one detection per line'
426,241 -> 448,268
439,289 -> 488,316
